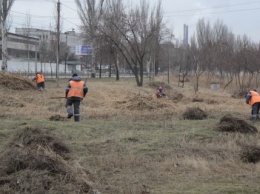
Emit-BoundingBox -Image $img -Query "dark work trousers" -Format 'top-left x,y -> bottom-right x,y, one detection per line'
37,82 -> 45,91
251,102 -> 260,120
66,98 -> 81,122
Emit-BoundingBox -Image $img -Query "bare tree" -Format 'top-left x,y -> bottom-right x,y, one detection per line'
39,37 -> 49,73
175,46 -> 191,88
0,0 -> 15,71
187,19 -> 211,93
101,0 -> 125,80
101,0 -> 163,86
219,33 -> 236,91
46,37 -> 57,78
169,17 -> 260,93
75,0 -> 105,75
234,35 -> 260,90
75,0 -> 164,86
159,32 -> 175,84
209,20 -> 237,90
188,35 -> 204,94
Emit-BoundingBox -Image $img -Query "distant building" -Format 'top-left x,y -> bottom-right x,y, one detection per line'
0,28 -> 93,73
0,32 -> 39,59
183,24 -> 189,47
63,29 -> 84,54
15,28 -> 84,55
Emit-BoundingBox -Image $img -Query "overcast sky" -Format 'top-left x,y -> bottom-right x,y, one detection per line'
10,0 -> 260,43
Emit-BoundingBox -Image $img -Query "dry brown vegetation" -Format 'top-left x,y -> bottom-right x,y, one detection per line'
0,73 -> 260,193
0,127 -> 94,193
0,72 -> 36,90
215,114 -> 258,134
182,107 -> 208,120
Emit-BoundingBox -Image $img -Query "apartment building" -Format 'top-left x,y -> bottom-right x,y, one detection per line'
0,32 -> 39,59
15,28 -> 84,55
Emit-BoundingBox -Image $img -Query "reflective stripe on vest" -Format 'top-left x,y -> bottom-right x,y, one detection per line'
36,74 -> 45,83
67,80 -> 84,98
249,91 -> 260,105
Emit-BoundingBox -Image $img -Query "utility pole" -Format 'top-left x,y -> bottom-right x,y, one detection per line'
56,0 -> 60,86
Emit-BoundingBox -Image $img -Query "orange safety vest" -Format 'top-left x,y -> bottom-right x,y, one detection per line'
67,80 -> 84,98
36,74 -> 45,83
249,90 -> 260,105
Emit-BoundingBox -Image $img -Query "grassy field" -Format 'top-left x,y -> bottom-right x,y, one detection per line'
0,74 -> 260,194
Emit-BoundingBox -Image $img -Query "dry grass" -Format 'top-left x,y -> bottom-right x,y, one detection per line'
215,114 -> 258,133
182,107 -> 208,120
0,73 -> 260,193
0,126 -> 94,193
0,73 -> 250,121
0,72 -> 36,90
240,144 -> 260,163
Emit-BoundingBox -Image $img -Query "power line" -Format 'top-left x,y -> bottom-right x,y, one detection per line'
10,0 -> 79,32
15,0 -> 55,2
62,17 -> 81,28
62,3 -> 77,12
165,7 -> 260,17
10,10 -> 54,18
10,0 -> 260,34
164,0 -> 260,14
10,1 -> 78,23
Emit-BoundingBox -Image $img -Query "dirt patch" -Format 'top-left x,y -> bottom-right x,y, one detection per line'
0,127 -> 95,193
49,114 -> 68,121
240,145 -> 260,163
115,94 -> 169,111
215,115 -> 258,133
182,107 -> 207,120
0,72 -> 36,90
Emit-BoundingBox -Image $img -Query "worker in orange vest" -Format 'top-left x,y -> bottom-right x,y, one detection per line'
245,89 -> 260,121
152,86 -> 167,100
65,73 -> 88,122
156,86 -> 166,98
32,72 -> 45,91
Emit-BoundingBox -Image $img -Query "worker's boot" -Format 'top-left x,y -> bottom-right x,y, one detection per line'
67,106 -> 73,119
74,115 -> 80,122
67,114 -> 73,119
252,115 -> 257,123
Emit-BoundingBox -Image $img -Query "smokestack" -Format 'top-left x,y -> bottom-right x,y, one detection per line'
183,24 -> 189,47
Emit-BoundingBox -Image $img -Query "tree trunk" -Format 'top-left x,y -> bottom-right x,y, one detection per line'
1,23 -> 7,71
